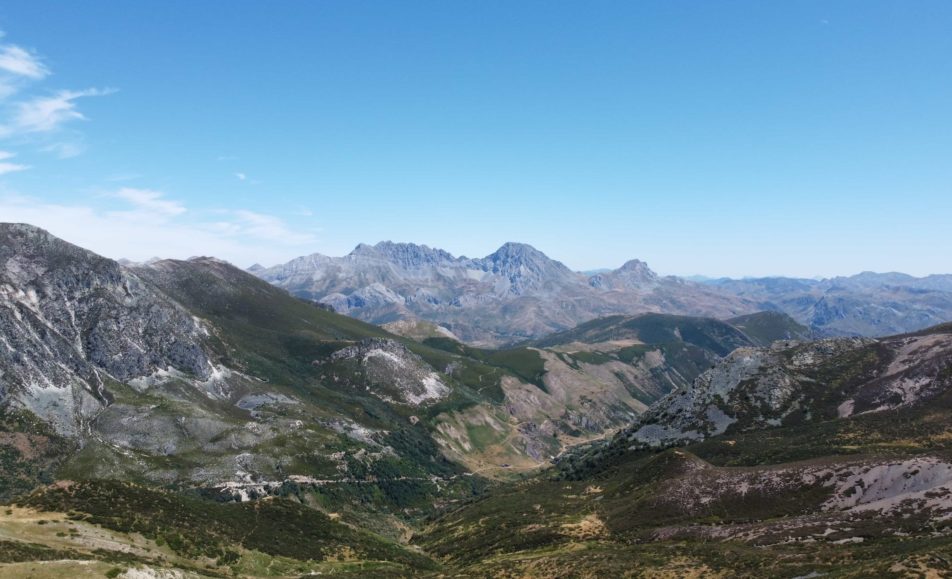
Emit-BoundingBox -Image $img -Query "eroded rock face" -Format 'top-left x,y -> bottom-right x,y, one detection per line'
317,338 -> 449,405
624,338 -> 875,447
649,453 -> 952,526
0,224 -> 213,435
839,331 -> 952,416
618,325 -> 952,451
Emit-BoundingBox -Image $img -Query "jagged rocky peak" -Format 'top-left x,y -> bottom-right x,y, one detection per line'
589,258 -> 658,289
365,241 -> 459,269
258,252 -> 334,281
484,242 -> 572,277
485,242 -> 555,268
617,259 -> 657,278
481,242 -> 577,295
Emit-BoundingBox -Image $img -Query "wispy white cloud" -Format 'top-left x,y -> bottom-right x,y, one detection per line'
0,190 -> 319,267
0,31 -> 112,161
0,162 -> 28,175
228,209 -> 318,245
109,187 -> 186,218
0,43 -> 48,80
0,88 -> 114,137
235,172 -> 246,180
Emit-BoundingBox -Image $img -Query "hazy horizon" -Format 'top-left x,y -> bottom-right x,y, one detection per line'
0,2 -> 950,277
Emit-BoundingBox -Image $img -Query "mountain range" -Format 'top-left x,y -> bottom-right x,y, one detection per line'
253,241 -> 952,346
251,241 -> 754,346
2,222 -> 952,577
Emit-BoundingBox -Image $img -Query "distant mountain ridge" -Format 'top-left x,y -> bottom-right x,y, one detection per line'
254,242 -> 952,345
254,241 -> 755,346
704,272 -> 952,337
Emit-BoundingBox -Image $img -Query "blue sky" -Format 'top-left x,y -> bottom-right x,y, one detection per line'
0,1 -> 949,277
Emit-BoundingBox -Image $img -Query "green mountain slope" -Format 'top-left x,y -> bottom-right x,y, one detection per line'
728,310 -> 813,346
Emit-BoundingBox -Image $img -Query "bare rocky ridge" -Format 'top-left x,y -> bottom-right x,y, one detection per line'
626,338 -> 871,447
620,325 -> 952,448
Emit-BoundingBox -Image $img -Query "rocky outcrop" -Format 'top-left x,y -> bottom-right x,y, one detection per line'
588,259 -> 658,290
317,338 -> 449,405
0,224 -> 213,436
622,338 -> 868,447
621,325 -> 952,449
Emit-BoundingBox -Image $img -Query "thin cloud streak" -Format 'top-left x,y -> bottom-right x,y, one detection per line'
110,187 -> 187,218
0,88 -> 115,137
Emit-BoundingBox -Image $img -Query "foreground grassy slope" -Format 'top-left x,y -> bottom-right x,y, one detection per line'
2,480 -> 438,577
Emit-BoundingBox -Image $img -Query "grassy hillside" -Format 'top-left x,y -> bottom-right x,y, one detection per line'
531,312 -> 754,355
728,310 -> 813,346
